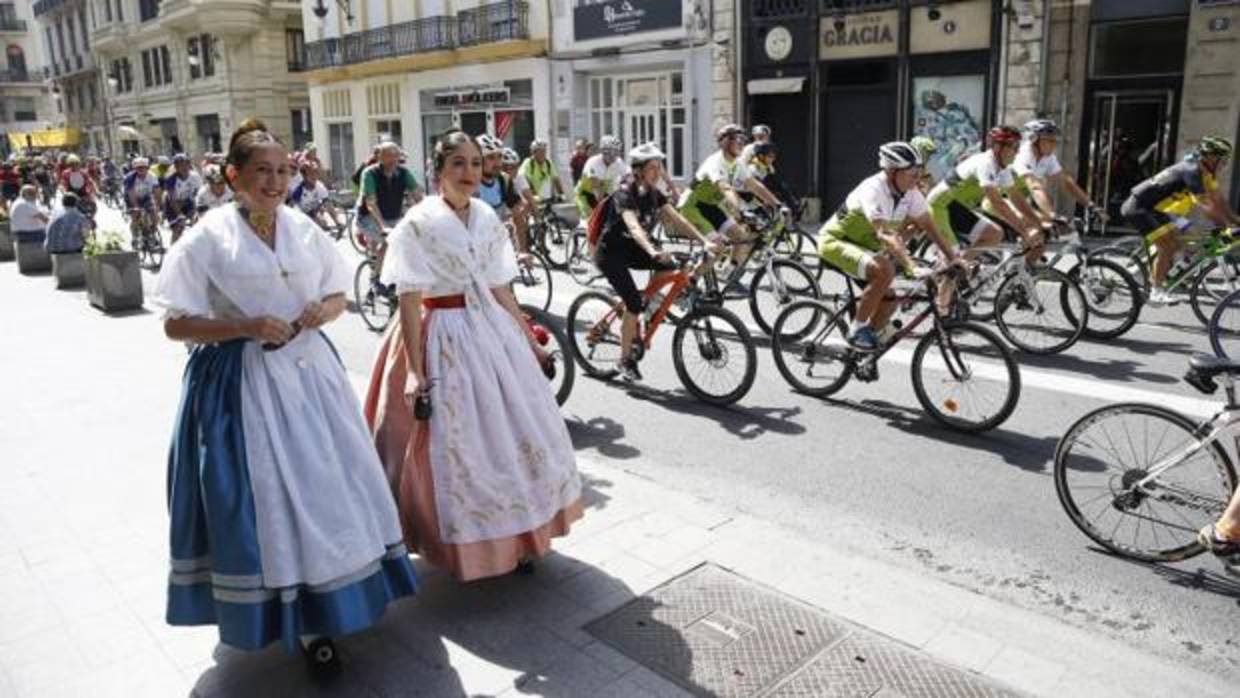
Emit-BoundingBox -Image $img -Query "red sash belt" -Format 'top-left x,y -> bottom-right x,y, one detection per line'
422,294 -> 466,310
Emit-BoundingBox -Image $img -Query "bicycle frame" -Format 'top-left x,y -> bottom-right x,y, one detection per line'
590,261 -> 700,352
1134,375 -> 1240,501
1129,228 -> 1240,293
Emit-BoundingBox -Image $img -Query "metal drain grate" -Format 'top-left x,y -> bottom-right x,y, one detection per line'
585,563 -> 1022,698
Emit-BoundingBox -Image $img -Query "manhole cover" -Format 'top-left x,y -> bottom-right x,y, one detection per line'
585,563 -> 1023,698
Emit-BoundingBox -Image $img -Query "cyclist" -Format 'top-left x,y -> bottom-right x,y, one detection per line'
1199,488 -> 1240,575
575,135 -> 628,220
501,147 -> 522,182
927,125 -> 1044,265
151,155 -> 173,183
1015,119 -> 1101,225
679,123 -> 785,281
819,141 -> 961,350
475,135 -> 528,253
1120,136 -> 1239,305
358,140 -> 423,281
58,155 -> 96,208
123,157 -> 161,247
596,143 -> 721,382
288,162 -> 343,232
517,138 -> 565,206
909,135 -> 938,192
161,153 -> 203,244
741,124 -> 772,168
194,165 -> 233,213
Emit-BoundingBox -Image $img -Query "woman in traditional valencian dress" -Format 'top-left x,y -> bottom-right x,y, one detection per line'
153,119 -> 417,674
365,130 -> 582,581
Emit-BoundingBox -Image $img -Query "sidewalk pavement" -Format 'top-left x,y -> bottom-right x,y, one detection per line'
1,262 -> 1235,698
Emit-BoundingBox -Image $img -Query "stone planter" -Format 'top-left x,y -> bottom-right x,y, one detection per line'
85,251 -> 143,312
51,252 -> 85,289
14,230 -> 51,274
0,220 -> 12,262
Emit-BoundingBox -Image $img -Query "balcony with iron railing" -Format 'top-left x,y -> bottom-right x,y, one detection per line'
32,0 -> 69,18
0,17 -> 28,32
299,0 -> 529,72
0,68 -> 38,83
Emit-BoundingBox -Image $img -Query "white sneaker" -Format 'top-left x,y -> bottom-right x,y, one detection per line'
1147,288 -> 1178,306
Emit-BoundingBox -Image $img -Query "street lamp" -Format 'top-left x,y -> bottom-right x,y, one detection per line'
312,0 -> 354,24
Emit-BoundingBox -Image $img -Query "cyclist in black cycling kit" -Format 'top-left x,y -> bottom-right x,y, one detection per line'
596,143 -> 720,382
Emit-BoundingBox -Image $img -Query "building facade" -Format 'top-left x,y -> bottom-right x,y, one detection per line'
300,0 -> 552,186
0,0 -> 57,157
88,0 -> 309,160
744,0 -> 1239,225
32,0 -> 105,154
550,0 -> 736,184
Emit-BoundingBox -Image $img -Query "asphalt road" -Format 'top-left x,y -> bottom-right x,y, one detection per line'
100,203 -> 1240,681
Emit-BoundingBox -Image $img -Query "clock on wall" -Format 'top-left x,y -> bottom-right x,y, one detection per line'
764,26 -> 793,62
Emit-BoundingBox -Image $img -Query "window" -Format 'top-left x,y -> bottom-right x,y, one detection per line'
89,82 -> 97,109
115,0 -> 124,22
104,0 -> 112,22
0,4 -> 17,25
161,45 -> 171,84
286,30 -> 305,72
66,15 -> 77,57
5,45 -> 26,80
142,46 -> 173,88
291,108 -> 312,150
1090,18 -> 1188,78
139,0 -> 161,23
13,96 -> 36,122
187,35 -> 214,79
328,122 -> 355,183
196,114 -> 221,153
110,58 -> 134,93
141,50 -> 152,87
587,72 -> 686,179
372,119 -> 402,145
79,8 -> 89,49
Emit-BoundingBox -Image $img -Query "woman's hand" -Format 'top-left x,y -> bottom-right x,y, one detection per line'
403,369 -> 428,409
245,316 -> 295,345
300,295 -> 346,329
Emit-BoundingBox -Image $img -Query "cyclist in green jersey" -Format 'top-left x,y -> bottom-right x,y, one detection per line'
819,142 -> 961,350
575,135 -> 627,218
517,138 -> 565,207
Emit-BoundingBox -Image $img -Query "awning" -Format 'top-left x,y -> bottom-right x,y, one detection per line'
7,127 -> 83,150
747,77 -> 806,95
117,125 -> 152,141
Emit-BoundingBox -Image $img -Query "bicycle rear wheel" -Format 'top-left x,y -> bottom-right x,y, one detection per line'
512,251 -> 553,311
521,304 -> 575,406
539,217 -> 572,269
353,259 -> 396,332
993,266 -> 1086,355
910,321 -> 1020,433
770,298 -> 854,397
1068,257 -> 1142,340
672,305 -> 757,405
566,290 -> 625,378
1209,287 -> 1240,359
1054,402 -> 1237,562
1190,259 -> 1240,327
748,258 -> 822,336
566,230 -> 600,287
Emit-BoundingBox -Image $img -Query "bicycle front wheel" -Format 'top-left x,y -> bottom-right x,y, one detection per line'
566,230 -> 600,287
1208,287 -> 1240,359
672,305 -> 757,405
540,218 -> 572,269
521,304 -> 575,407
993,266 -> 1086,355
1069,257 -> 1142,340
770,298 -> 854,396
566,290 -> 624,378
512,251 -> 553,311
1190,259 -> 1240,327
348,216 -> 368,255
1054,403 -> 1237,562
911,321 -> 1020,433
748,259 -> 822,336
353,260 -> 395,332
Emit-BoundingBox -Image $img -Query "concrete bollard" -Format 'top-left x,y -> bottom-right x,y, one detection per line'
51,252 -> 86,289
85,251 -> 143,312
14,230 -> 51,274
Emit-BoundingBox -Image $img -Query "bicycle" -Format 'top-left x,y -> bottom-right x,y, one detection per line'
527,199 -> 574,269
566,250 -> 758,406
521,304 -> 575,407
1054,353 -> 1239,563
1095,225 -> 1240,327
508,223 -> 553,312
353,247 -> 397,333
129,208 -> 165,269
770,262 -> 1021,433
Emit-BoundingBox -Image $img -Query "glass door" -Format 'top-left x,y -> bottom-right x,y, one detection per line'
458,111 -> 488,137
1086,90 -> 1175,232
628,111 -> 657,150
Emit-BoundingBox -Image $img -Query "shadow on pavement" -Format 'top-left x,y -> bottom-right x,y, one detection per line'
826,396 -> 1059,472
1081,331 -> 1199,357
1017,351 -> 1179,384
568,415 -> 643,460
187,552 -> 696,698
625,383 -> 807,440
1089,546 -> 1240,601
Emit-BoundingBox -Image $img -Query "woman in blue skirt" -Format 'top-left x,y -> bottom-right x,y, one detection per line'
152,119 -> 417,674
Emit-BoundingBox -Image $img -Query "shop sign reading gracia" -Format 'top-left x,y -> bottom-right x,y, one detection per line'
819,10 -> 899,60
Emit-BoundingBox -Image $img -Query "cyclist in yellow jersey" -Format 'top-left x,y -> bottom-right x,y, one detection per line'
1121,136 -> 1240,305
818,142 -> 961,350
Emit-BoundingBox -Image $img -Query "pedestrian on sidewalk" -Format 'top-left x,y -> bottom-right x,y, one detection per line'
44,193 -> 91,253
151,118 -> 417,677
364,129 -> 583,582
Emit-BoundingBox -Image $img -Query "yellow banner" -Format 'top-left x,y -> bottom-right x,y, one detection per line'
7,127 -> 83,149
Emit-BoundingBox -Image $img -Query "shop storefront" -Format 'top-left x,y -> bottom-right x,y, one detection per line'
743,0 -> 999,213
552,1 -> 714,183
418,80 -> 537,164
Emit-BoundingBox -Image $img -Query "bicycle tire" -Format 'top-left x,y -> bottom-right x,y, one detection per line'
520,304 -> 575,407
512,250 -> 553,312
1054,402 -> 1237,562
993,266 -> 1086,355
1190,259 -> 1240,327
353,259 -> 395,332
539,217 -> 572,269
672,304 -> 757,405
348,215 -> 368,255
566,290 -> 624,379
1067,257 -> 1143,341
910,321 -> 1020,433
770,298 -> 854,397
1208,287 -> 1240,359
748,258 -> 822,336
566,230 -> 599,287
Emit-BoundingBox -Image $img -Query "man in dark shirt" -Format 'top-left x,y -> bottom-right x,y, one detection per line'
569,138 -> 592,185
358,142 -> 423,281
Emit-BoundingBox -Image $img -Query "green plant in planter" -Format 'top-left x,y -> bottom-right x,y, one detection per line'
84,230 -> 127,258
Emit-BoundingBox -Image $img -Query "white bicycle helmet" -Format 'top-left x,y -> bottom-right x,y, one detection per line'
502,148 -> 520,166
599,135 -> 622,153
628,142 -> 666,167
475,134 -> 504,156
716,123 -> 746,142
530,138 -> 549,151
877,141 -> 924,170
132,157 -> 150,168
751,124 -> 771,138
1023,118 -> 1060,139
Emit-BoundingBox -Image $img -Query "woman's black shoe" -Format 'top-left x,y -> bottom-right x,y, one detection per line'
302,637 -> 342,680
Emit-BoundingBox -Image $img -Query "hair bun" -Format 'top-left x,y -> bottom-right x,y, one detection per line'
235,118 -> 268,136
